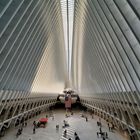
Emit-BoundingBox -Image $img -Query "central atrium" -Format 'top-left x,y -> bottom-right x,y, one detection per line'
0,0 -> 140,140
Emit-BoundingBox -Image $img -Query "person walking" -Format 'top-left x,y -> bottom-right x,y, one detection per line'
102,136 -> 106,140
20,127 -> 23,133
74,132 -> 77,136
33,127 -> 35,134
86,117 -> 88,122
64,129 -> 67,137
99,127 -> 102,133
16,129 -> 20,137
75,135 -> 80,140
105,132 -> 108,138
97,132 -> 99,138
97,121 -> 99,126
33,121 -> 36,128
25,122 -> 27,127
107,123 -> 110,131
112,124 -> 114,131
56,124 -> 59,130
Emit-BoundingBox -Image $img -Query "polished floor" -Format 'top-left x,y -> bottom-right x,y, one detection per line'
1,109 -> 128,140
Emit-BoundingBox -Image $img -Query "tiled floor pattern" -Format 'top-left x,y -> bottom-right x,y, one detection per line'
60,126 -> 76,140
1,109 -> 128,140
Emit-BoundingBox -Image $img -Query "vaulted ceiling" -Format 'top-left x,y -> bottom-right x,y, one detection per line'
0,0 -> 140,100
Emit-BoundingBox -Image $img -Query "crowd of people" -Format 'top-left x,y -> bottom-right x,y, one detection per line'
14,110 -> 115,140
96,117 -> 115,140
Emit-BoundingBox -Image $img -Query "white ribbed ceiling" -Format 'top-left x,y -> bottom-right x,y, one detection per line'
0,0 -> 140,99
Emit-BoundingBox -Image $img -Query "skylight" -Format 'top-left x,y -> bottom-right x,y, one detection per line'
60,0 -> 74,81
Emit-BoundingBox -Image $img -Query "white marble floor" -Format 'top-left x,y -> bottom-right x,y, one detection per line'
1,109 -> 128,140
